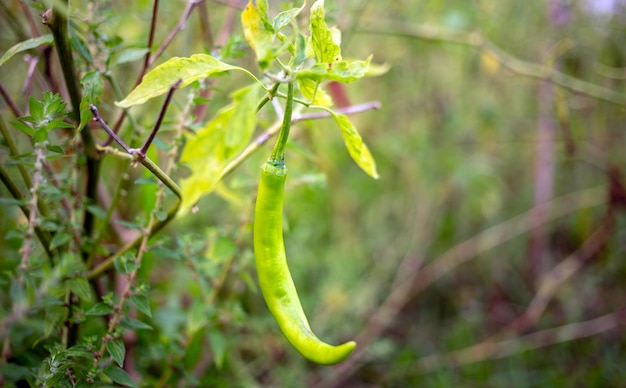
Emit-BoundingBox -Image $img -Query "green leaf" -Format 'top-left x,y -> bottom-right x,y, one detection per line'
86,204 -> 107,219
0,362 -> 33,381
298,78 -> 332,106
0,34 -> 54,67
111,47 -> 150,67
179,84 -> 260,215
85,302 -> 113,316
329,111 -> 379,179
294,31 -> 308,67
183,329 -> 205,369
114,256 -> 139,274
49,230 -> 72,250
46,144 -> 65,154
208,328 -> 228,369
296,56 -> 372,83
241,0 -> 274,69
273,2 -> 306,32
129,294 -> 152,317
116,219 -> 144,231
120,317 -> 153,331
29,97 -> 44,121
106,339 -> 126,367
104,365 -> 137,388
81,71 -> 104,103
116,54 -> 246,108
10,120 -> 34,136
70,29 -> 94,64
66,344 -> 94,359
67,277 -> 93,301
310,0 -> 341,63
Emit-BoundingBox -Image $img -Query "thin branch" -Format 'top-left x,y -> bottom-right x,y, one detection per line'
415,309 -> 626,372
0,82 -> 23,117
502,215 -> 614,335
18,141 -> 47,271
0,0 -> 28,40
149,0 -> 205,67
86,89 -> 184,279
43,4 -> 102,248
0,161 -> 52,258
137,0 -> 160,86
19,1 -> 40,37
219,101 -> 381,182
137,79 -> 182,157
319,185 -> 608,387
358,21 -> 626,106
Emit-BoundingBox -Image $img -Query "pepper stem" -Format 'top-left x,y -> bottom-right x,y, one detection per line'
269,81 -> 294,166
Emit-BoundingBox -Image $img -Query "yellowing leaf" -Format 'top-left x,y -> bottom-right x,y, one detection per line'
241,0 -> 274,69
178,84 -> 261,214
116,54 -> 242,108
330,112 -> 379,179
298,78 -> 333,106
310,0 -> 341,63
296,56 -> 371,83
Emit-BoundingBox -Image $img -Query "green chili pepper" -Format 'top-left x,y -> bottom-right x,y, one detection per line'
253,159 -> 356,365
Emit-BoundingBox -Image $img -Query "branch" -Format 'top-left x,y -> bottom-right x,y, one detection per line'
148,0 -> 205,67
0,161 -> 52,258
319,185 -> 608,387
219,101 -> 381,182
358,21 -> 626,106
416,309 -> 626,372
43,4 -> 101,246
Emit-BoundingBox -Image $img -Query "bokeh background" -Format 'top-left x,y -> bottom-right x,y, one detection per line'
1,0 -> 626,386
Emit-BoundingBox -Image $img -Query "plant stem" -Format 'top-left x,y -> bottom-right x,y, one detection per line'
256,82 -> 281,112
220,101 -> 380,182
85,151 -> 181,280
358,21 -> 626,106
0,162 -> 53,258
269,82 -> 294,164
45,3 -> 101,249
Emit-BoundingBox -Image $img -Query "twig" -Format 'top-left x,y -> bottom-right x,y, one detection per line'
219,101 -> 381,182
318,185 -> 607,387
526,79 -> 556,281
94,80 -> 193,380
149,0 -> 205,67
18,141 -> 46,274
19,1 -> 40,37
137,0 -> 160,86
502,214 -> 614,336
0,0 -> 28,40
358,21 -> 626,106
209,0 -> 246,9
43,4 -> 101,251
86,81 -> 183,279
0,161 -> 52,258
416,309 -> 626,372
0,82 -> 23,117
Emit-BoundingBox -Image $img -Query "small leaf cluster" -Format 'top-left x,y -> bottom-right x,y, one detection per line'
11,93 -> 73,142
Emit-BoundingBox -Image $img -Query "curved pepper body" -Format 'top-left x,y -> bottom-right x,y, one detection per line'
253,161 -> 356,365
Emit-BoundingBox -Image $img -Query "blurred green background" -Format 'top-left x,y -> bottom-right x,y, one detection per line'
1,0 -> 626,386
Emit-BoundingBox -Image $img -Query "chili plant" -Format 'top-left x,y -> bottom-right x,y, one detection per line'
0,0 -> 383,385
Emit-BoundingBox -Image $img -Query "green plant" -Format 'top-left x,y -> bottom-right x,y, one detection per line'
3,0 -> 626,387
0,0 -> 380,385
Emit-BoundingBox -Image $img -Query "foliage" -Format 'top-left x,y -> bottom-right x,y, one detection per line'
1,0 -> 626,387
